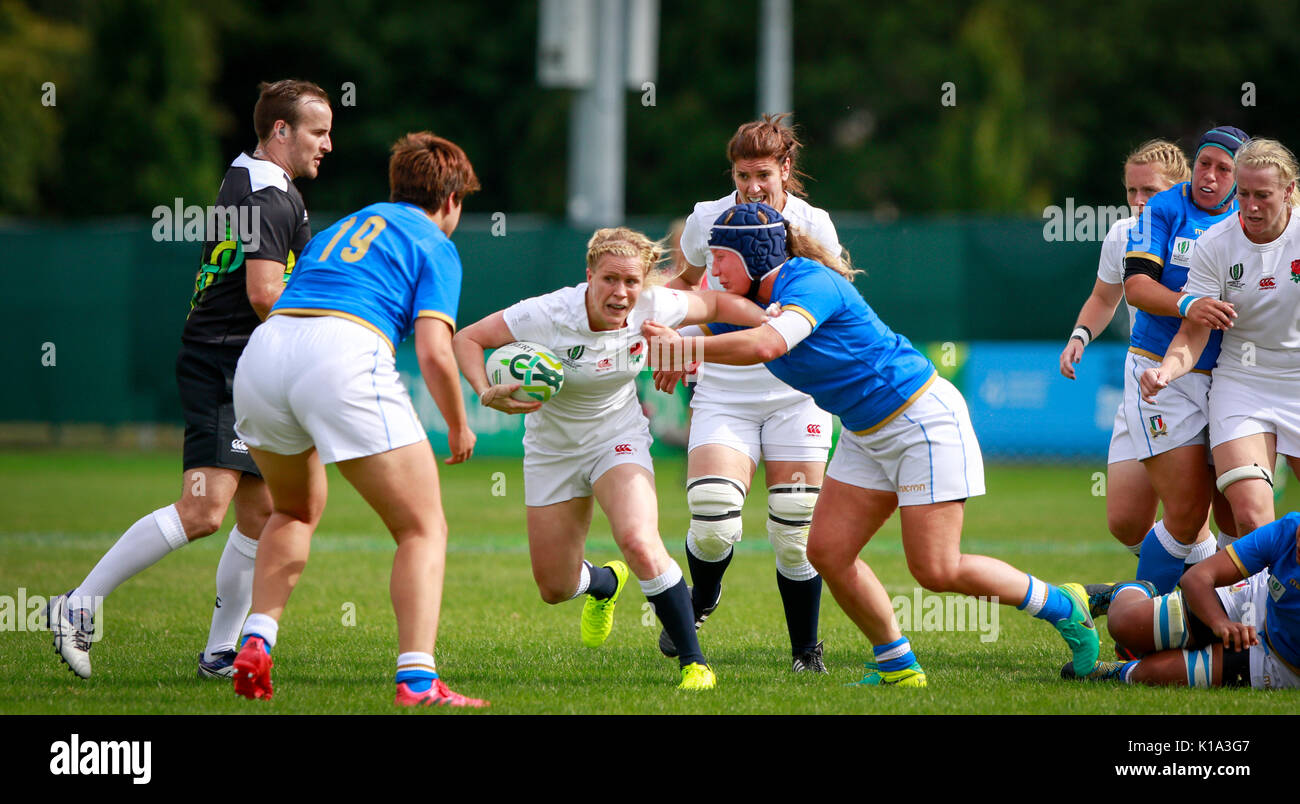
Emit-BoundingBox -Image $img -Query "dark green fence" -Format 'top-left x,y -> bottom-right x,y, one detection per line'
4,213 -> 1105,424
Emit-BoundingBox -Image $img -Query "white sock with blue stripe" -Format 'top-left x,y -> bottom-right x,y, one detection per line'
396,651 -> 438,692
1185,536 -> 1216,566
873,637 -> 918,672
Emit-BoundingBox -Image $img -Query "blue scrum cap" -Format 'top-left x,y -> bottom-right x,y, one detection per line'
1196,126 -> 1250,160
708,202 -> 787,281
1195,126 -> 1250,211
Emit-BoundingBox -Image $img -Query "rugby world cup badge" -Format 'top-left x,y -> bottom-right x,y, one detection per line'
1268,574 -> 1286,602
1227,262 -> 1245,290
1148,414 -> 1168,438
563,345 -> 585,368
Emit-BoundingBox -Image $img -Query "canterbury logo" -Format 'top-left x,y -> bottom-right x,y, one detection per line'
614,444 -> 633,454
1260,277 -> 1277,289
806,424 -> 822,435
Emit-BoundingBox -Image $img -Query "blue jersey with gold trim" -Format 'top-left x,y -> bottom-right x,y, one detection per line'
1126,183 -> 1235,370
272,201 -> 461,350
1226,512 -> 1300,670
710,257 -> 934,432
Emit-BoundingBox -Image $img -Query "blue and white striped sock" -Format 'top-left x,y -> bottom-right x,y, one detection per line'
396,651 -> 438,693
1016,575 -> 1074,622
1136,520 -> 1192,594
873,637 -> 917,672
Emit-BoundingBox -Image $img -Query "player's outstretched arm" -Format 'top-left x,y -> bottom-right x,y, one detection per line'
1181,550 -> 1256,652
415,317 -> 475,464
643,319 -> 786,369
1139,317 -> 1211,403
678,289 -> 768,329
451,311 -> 542,416
1059,279 -> 1124,379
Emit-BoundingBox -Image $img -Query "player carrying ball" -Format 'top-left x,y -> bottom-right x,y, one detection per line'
453,227 -> 769,690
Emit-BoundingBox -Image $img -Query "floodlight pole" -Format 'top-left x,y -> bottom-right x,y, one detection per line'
568,0 -> 626,228
758,0 -> 791,119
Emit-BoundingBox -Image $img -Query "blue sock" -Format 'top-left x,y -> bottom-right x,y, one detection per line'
1016,575 -> 1075,622
240,633 -> 272,654
873,637 -> 917,672
1135,523 -> 1191,595
585,561 -> 619,599
396,652 -> 438,693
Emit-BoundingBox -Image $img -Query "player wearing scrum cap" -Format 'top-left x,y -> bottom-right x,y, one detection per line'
1141,137 -> 1300,542
1058,141 -> 1219,561
656,115 -> 839,673
453,227 -> 769,690
643,202 -> 1101,685
1122,126 -> 1249,594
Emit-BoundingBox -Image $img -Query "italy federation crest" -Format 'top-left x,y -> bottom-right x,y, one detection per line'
1148,414 -> 1168,438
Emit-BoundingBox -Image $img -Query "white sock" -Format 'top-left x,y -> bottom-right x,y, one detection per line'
1152,519 -> 1193,560
72,504 -> 187,613
241,613 -> 278,650
569,561 -> 592,600
1185,536 -> 1216,565
1216,530 -> 1240,550
1124,542 -> 1142,557
638,562 -> 684,597
396,651 -> 437,676
204,526 -> 259,660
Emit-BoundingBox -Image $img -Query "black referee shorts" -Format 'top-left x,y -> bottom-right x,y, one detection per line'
175,341 -> 261,477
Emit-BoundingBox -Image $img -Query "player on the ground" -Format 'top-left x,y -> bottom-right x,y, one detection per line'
656,115 -> 838,672
452,228 -> 769,690
1058,141 -> 1213,559
1121,126 -> 1249,593
643,202 -> 1100,686
1140,137 -> 1300,544
229,131 -> 485,707
45,80 -> 332,680
1064,512 -> 1300,689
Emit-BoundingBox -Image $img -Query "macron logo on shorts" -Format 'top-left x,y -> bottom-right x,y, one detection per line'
614,444 -> 633,455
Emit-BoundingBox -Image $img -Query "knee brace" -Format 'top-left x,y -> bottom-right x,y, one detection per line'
686,476 -> 746,562
1152,590 -> 1190,651
767,484 -> 820,576
1216,463 -> 1273,494
1182,645 -> 1214,688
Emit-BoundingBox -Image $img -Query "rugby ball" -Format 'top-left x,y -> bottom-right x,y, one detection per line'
486,341 -> 565,402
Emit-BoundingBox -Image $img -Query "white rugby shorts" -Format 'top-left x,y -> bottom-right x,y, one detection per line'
234,314 -> 427,464
1215,573 -> 1300,690
1122,351 -> 1210,459
826,377 -> 985,506
688,389 -> 832,464
1209,365 -> 1300,458
524,427 -> 655,507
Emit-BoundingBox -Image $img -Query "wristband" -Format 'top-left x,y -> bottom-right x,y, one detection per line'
1069,326 -> 1092,346
1177,293 -> 1199,318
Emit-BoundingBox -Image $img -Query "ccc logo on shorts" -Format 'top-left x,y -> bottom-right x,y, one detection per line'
806,424 -> 822,436
230,439 -> 249,454
614,444 -> 633,455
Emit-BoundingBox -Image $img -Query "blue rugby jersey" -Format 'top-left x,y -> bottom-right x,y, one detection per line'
1225,512 -> 1300,674
271,201 -> 461,351
709,257 -> 935,433
1126,183 -> 1236,370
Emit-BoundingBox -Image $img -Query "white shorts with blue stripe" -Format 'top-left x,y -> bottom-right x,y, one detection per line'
234,314 -> 427,464
1121,350 -> 1209,460
826,377 -> 985,507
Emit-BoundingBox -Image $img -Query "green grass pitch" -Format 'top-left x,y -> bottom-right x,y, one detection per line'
1,449 -> 1296,715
